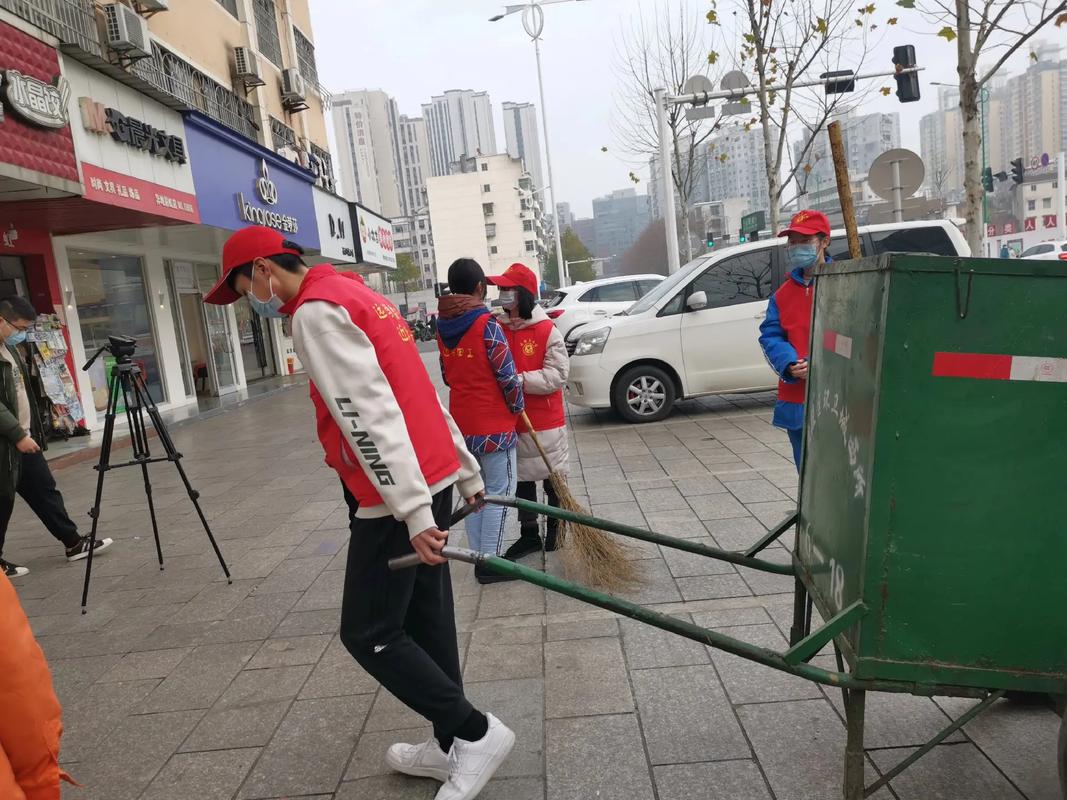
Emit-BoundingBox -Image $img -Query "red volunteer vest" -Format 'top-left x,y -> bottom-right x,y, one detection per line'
287,266 -> 459,507
438,314 -> 518,436
504,319 -> 565,432
774,278 -> 813,404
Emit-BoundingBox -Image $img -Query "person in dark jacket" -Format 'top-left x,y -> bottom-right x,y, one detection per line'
757,211 -> 832,471
0,296 -> 113,577
437,259 -> 524,583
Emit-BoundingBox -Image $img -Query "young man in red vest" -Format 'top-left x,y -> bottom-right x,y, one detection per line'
437,259 -> 524,583
205,226 -> 514,800
758,210 -> 832,471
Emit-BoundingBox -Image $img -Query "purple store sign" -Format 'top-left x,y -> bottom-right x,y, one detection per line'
183,112 -> 319,249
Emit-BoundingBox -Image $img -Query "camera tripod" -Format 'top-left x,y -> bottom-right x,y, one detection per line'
80,337 -> 231,612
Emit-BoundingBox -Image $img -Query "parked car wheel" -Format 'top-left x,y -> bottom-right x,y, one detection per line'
612,365 -> 676,423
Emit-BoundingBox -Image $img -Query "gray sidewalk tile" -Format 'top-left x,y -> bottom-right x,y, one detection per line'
237,695 -> 372,798
466,678 -> 544,778
723,478 -> 790,503
100,647 -> 192,683
659,535 -> 739,577
252,555 -> 332,594
545,616 -> 618,640
140,641 -> 258,713
476,776 -> 544,800
60,678 -> 161,763
141,748 -> 260,800
546,714 -> 655,800
631,664 -> 750,764
545,637 -> 633,718
364,688 -> 433,733
703,516 -> 774,551
676,573 -> 753,601
688,493 -> 752,520
463,641 -> 544,683
705,624 -> 823,704
824,690 -> 967,749
247,633 -> 331,669
869,743 -> 1026,799
344,726 -> 431,781
653,761 -> 774,800
299,634 -> 380,699
335,775 -> 436,799
621,614 -> 710,669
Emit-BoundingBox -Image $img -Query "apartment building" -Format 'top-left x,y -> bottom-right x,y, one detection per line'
422,89 -> 497,177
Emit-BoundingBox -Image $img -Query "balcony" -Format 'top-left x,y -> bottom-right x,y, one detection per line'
0,0 -> 101,57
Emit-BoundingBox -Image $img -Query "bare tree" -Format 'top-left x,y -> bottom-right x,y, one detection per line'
710,0 -> 881,233
902,0 -> 1065,253
614,1 -> 728,263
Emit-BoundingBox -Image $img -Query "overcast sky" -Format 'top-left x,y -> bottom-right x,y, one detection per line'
310,0 -> 1055,218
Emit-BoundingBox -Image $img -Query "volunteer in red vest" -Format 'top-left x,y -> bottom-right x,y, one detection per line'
204,226 -> 514,800
487,264 -> 570,560
758,210 -> 833,471
437,258 -> 524,583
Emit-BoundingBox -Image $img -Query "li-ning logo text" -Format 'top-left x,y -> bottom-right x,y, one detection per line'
335,397 -> 395,486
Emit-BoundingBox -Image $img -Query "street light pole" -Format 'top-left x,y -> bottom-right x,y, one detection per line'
491,1 -> 580,289
655,87 -> 681,275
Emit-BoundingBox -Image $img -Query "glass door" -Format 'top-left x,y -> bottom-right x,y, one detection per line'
194,263 -> 238,394
233,297 -> 277,384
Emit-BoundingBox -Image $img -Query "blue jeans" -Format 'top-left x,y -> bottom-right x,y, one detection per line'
787,428 -> 803,473
465,447 -> 517,555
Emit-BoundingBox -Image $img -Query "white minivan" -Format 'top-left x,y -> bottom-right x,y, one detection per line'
566,220 -> 970,423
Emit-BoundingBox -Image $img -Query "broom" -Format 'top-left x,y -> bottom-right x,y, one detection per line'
520,411 -> 640,590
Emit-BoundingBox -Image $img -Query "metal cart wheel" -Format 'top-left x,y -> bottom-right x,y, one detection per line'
1059,709 -> 1066,799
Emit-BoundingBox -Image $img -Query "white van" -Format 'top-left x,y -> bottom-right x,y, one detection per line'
566,220 -> 970,422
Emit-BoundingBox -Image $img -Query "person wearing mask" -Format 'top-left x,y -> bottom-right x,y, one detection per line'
204,227 -> 514,800
437,258 -> 524,583
486,264 -> 569,559
0,296 -> 113,578
758,210 -> 833,471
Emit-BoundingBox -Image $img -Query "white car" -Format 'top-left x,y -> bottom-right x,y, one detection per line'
543,274 -> 663,346
1020,240 -> 1067,261
567,220 -> 970,423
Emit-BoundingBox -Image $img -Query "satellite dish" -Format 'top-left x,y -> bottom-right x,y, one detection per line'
683,75 -> 714,99
720,70 -> 752,116
868,149 -> 924,201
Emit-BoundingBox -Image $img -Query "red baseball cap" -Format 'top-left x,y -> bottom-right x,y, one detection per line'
779,210 -> 831,238
204,226 -> 303,305
486,263 -> 538,297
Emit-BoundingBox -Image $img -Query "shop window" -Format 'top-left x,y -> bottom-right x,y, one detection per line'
69,252 -> 166,412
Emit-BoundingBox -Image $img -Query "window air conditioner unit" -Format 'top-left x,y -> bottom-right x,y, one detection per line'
281,69 -> 307,105
234,47 -> 265,87
104,3 -> 151,59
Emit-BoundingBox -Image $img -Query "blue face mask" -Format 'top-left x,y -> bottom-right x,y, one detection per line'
787,244 -> 820,270
247,270 -> 286,318
5,330 -> 26,347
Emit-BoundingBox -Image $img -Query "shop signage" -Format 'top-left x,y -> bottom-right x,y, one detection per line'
1024,217 -> 1037,232
313,187 -> 356,262
184,113 -> 317,248
353,202 -> 396,270
81,162 -> 200,224
0,69 -> 70,129
2,224 -> 17,248
79,98 -> 186,163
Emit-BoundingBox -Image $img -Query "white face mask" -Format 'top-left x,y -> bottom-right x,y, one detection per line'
498,289 -> 518,309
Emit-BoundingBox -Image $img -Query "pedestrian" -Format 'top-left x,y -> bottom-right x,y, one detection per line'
428,314 -> 438,337
1000,243 -> 1010,259
486,264 -> 570,559
437,258 -> 524,583
757,210 -> 832,472
0,572 -> 74,799
0,296 -> 113,578
204,226 -> 514,800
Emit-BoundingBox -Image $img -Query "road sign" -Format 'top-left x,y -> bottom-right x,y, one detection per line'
721,71 -> 752,116
685,106 -> 718,121
741,210 -> 766,234
868,149 -> 924,201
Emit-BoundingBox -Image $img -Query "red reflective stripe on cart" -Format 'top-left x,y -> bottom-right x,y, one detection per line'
822,331 -> 853,359
932,352 -> 1067,382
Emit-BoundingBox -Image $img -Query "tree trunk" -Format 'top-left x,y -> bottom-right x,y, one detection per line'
756,60 -> 781,234
671,131 -> 695,263
955,0 -> 983,255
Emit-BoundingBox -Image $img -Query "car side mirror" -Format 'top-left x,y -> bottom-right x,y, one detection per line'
686,291 -> 708,311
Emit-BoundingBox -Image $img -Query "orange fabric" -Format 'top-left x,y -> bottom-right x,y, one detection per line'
0,574 -> 68,800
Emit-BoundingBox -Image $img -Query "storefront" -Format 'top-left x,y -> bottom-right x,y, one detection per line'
183,112 -> 320,385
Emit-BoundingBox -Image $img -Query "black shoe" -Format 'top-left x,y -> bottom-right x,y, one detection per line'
503,531 -> 543,561
544,520 -> 561,553
0,558 -> 28,577
475,564 -> 519,584
66,536 -> 114,562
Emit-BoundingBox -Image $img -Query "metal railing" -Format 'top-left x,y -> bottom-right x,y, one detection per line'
132,43 -> 258,141
0,0 -> 101,56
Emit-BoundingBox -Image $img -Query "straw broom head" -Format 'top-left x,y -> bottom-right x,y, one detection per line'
522,414 -> 641,591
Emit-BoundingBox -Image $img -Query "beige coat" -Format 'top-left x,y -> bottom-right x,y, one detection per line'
499,306 -> 570,481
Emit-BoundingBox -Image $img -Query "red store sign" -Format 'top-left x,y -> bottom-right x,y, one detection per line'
81,163 -> 200,224
0,20 -> 78,186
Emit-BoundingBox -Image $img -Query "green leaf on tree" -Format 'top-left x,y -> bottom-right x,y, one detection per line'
814,16 -> 828,32
880,86 -> 892,95
1056,12 -> 1067,25
887,16 -> 898,23
937,26 -> 957,41
895,0 -> 915,8
601,146 -> 608,152
1030,51 -> 1038,61
708,51 -> 719,64
706,9 -> 719,23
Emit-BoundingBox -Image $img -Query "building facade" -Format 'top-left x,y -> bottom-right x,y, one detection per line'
590,189 -> 650,267
426,154 -> 545,285
795,111 -> 902,194
422,90 -> 497,178
502,101 -> 544,193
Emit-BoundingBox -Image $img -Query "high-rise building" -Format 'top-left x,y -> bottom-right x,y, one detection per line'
397,114 -> 432,216
423,90 -> 498,177
571,218 -> 597,252
557,202 -> 576,230
706,127 -> 772,217
426,154 -> 546,283
590,189 -> 651,267
795,111 -> 902,192
502,101 -> 544,192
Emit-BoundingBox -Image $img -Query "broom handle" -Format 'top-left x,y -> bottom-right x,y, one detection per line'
521,411 -> 555,475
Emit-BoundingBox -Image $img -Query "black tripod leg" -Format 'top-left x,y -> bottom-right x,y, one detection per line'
81,376 -> 119,613
172,458 -> 231,583
141,461 -> 164,570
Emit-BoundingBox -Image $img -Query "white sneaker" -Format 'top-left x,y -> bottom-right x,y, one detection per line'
434,713 -> 515,800
385,737 -> 450,782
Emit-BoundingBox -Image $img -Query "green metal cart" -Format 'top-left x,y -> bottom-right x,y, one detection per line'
393,254 -> 1067,798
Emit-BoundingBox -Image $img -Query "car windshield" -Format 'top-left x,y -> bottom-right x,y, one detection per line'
543,290 -> 568,308
624,256 -> 712,315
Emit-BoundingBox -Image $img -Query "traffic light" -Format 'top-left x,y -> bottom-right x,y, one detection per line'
1010,158 -> 1025,185
706,230 -> 715,248
981,167 -> 994,193
892,45 -> 920,103
738,230 -> 747,244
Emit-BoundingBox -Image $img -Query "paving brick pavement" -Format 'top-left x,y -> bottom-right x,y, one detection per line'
5,353 -> 1060,800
